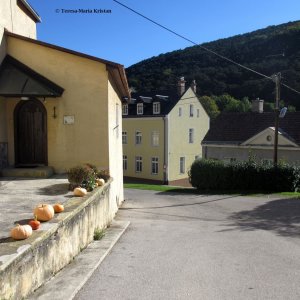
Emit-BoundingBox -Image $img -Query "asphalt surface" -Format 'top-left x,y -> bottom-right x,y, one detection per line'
74,189 -> 300,300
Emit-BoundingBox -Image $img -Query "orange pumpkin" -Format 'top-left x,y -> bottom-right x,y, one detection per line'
34,204 -> 55,221
53,203 -> 64,213
29,215 -> 40,230
73,187 -> 87,197
11,224 -> 32,240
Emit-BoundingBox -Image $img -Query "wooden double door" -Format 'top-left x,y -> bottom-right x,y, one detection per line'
14,99 -> 48,166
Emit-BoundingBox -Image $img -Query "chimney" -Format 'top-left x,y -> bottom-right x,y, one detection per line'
177,77 -> 186,96
251,98 -> 264,113
191,80 -> 197,93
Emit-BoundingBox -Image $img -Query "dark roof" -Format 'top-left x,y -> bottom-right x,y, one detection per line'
203,112 -> 300,145
124,90 -> 182,118
0,55 -> 64,97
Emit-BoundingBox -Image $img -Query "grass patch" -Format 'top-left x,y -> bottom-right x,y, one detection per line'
124,183 -> 184,192
124,183 -> 300,198
275,192 -> 300,197
94,227 -> 105,240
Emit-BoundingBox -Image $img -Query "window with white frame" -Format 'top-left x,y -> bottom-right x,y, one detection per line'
137,103 -> 143,115
135,131 -> 142,145
135,156 -> 142,172
189,104 -> 194,117
189,128 -> 194,143
197,109 -> 200,117
179,107 -> 182,117
122,131 -> 127,144
151,131 -> 159,146
151,157 -> 159,175
180,157 -> 185,174
122,104 -> 128,115
153,102 -> 160,114
123,155 -> 127,170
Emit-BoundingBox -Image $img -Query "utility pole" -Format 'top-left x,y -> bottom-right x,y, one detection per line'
272,72 -> 281,166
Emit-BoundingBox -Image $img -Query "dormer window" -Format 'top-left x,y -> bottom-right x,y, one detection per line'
153,102 -> 160,114
122,104 -> 128,115
137,103 -> 143,115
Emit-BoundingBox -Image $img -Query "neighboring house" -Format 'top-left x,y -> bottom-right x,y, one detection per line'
202,100 -> 300,164
122,78 -> 210,185
0,0 -> 130,205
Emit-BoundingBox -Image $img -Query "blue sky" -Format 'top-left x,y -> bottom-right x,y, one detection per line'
29,0 -> 300,68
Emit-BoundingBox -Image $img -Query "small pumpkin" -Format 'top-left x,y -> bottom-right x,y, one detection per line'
53,203 -> 64,213
74,187 -> 87,197
29,215 -> 40,230
95,178 -> 105,187
34,204 -> 55,221
11,224 -> 32,240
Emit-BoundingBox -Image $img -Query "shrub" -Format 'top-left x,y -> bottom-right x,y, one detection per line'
67,164 -> 98,191
189,159 -> 300,192
97,169 -> 110,182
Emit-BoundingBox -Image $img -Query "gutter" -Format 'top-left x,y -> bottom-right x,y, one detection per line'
163,115 -> 169,184
18,0 -> 41,23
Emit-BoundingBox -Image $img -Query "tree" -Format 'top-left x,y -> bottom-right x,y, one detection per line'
198,96 -> 220,119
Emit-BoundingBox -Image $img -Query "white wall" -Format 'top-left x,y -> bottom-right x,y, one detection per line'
0,0 -> 37,39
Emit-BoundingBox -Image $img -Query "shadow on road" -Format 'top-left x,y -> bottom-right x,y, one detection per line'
227,197 -> 300,237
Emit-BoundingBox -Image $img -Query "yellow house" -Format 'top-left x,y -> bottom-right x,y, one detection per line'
122,78 -> 210,186
202,102 -> 300,164
0,0 -> 130,205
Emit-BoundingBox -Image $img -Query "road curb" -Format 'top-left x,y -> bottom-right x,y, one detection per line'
28,220 -> 130,300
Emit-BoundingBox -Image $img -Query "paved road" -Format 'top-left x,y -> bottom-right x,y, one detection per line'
75,189 -> 300,300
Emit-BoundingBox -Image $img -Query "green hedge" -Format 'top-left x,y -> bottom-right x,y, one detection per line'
189,159 -> 300,192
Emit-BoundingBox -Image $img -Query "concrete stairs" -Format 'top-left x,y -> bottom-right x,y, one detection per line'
1,166 -> 54,178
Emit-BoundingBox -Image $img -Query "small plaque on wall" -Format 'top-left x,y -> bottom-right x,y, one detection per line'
63,115 -> 75,125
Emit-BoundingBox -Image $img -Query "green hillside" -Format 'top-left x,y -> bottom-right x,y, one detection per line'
126,21 -> 300,109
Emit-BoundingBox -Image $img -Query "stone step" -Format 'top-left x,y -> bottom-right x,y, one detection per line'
1,166 -> 54,178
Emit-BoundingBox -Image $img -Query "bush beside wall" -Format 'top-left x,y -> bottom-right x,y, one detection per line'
189,159 -> 300,192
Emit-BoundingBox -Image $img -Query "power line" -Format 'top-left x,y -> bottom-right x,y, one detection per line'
113,0 -> 300,95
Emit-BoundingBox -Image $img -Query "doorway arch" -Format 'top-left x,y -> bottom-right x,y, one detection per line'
14,99 -> 48,166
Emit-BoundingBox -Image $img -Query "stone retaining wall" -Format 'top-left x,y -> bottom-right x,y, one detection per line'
0,179 -> 117,300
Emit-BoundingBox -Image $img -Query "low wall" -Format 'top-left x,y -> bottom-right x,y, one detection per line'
0,179 -> 117,300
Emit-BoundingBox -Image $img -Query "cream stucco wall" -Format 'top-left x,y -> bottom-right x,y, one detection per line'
122,118 -> 165,181
107,75 -> 124,205
0,0 -> 37,39
243,128 -> 297,147
6,36 -> 110,173
168,88 -> 210,181
204,145 -> 300,164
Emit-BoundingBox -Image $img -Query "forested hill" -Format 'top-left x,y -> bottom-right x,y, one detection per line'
126,21 -> 300,109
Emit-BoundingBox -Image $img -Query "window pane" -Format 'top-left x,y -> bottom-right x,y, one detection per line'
135,131 -> 142,144
153,102 -> 160,114
135,156 -> 142,172
123,155 -> 127,170
189,128 -> 194,143
151,157 -> 158,174
122,131 -> 127,144
190,104 -> 194,117
152,131 -> 159,146
180,157 -> 185,173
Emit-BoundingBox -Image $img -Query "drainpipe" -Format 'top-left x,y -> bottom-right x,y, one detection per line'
163,116 -> 169,184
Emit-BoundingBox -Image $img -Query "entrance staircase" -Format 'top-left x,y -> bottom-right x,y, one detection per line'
1,166 -> 54,178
